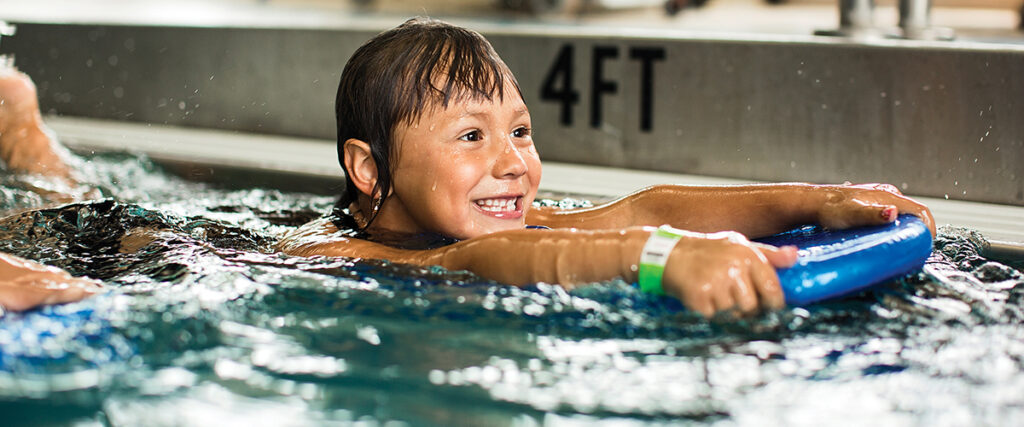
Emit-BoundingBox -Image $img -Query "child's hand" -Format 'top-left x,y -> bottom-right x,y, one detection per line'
817,183 -> 936,236
0,253 -> 101,313
660,232 -> 796,317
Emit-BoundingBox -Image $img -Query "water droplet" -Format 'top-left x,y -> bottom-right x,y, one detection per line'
107,55 -> 118,66
880,92 -> 887,98
178,101 -> 186,110
113,87 -> 124,99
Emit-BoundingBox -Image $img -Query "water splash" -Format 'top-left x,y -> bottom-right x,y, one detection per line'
0,153 -> 1021,425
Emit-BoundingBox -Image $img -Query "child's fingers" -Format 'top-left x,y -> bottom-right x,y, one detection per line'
43,283 -> 100,306
820,200 -> 896,230
753,243 -> 797,268
0,277 -> 100,312
750,261 -> 786,310
730,275 -> 759,314
690,293 -> 715,318
712,284 -> 737,315
889,199 -> 937,237
832,185 -> 936,236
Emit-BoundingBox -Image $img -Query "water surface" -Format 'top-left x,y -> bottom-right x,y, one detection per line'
0,153 -> 1022,426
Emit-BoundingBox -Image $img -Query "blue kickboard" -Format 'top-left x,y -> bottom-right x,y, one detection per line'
755,214 -> 933,305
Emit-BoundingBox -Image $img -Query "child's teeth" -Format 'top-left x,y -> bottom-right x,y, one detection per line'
477,198 -> 515,212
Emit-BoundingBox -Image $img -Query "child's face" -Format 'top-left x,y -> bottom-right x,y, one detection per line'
377,90 -> 541,240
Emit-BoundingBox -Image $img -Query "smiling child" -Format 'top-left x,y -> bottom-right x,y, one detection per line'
274,18 -> 935,317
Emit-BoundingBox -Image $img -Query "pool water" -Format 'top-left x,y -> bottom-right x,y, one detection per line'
1,153 -> 1022,426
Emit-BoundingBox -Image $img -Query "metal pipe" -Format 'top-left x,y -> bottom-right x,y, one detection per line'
0,21 -> 14,65
840,0 -> 876,31
899,0 -> 932,31
898,0 -> 954,39
817,0 -> 881,38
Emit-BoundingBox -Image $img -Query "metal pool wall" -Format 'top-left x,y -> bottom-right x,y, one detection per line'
2,21 -> 1022,206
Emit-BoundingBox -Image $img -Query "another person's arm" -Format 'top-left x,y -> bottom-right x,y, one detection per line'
0,252 -> 101,312
277,218 -> 796,317
1,65 -> 95,203
527,183 -> 936,238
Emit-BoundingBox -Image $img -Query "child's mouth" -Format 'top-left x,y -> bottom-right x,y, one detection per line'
473,196 -> 523,219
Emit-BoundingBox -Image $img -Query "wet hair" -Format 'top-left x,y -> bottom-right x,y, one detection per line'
335,17 -> 523,227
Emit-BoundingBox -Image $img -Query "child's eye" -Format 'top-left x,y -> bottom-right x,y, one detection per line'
512,127 -> 531,138
459,130 -> 481,142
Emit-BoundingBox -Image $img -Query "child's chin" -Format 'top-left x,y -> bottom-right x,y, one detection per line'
470,221 -> 524,238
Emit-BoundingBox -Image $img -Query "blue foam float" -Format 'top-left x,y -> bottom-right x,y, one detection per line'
755,214 -> 933,305
0,296 -> 120,373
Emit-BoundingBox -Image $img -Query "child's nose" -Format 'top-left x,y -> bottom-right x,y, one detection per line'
492,137 -> 528,179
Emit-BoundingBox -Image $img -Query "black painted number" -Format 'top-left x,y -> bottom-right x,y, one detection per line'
540,44 -> 580,126
539,44 -> 666,132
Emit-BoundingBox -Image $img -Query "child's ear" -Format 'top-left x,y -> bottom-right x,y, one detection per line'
343,139 -> 379,198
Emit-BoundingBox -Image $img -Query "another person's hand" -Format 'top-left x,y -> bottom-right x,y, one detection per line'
660,231 -> 796,317
0,252 -> 101,313
816,183 -> 936,236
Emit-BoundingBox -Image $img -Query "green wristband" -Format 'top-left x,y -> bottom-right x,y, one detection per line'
637,225 -> 685,295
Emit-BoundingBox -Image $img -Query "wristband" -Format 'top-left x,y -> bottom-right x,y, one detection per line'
637,225 -> 685,295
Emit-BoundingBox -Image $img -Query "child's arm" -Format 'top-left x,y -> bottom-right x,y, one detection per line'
528,183 -> 935,238
276,218 -> 797,317
0,252 -> 101,312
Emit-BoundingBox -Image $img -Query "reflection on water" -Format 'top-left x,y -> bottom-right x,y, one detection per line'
0,153 -> 1022,426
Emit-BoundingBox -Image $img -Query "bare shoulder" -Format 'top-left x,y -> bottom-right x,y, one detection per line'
274,217 -> 424,262
274,217 -> 351,256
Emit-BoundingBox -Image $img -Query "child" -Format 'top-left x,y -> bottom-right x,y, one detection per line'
275,18 -> 934,317
0,19 -> 933,317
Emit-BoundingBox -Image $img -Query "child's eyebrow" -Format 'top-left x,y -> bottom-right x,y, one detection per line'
456,108 -> 530,119
457,110 -> 490,119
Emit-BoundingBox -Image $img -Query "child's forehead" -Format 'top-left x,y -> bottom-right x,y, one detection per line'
415,93 -> 528,122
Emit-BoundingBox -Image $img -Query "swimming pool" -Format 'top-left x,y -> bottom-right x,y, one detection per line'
1,152 -> 1023,426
